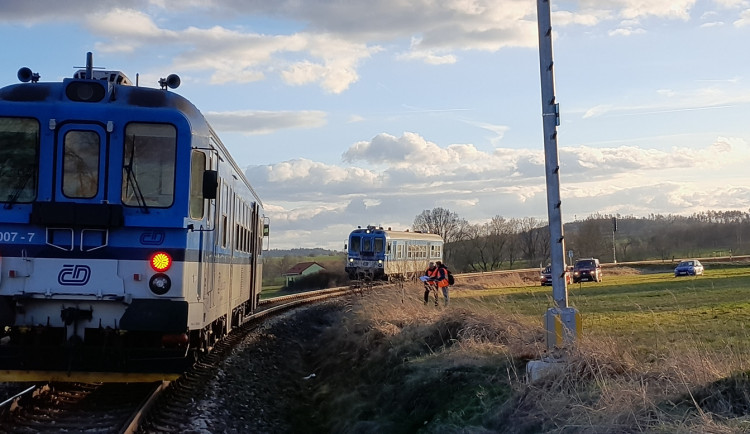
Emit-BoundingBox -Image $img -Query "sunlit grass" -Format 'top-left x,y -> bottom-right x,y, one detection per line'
296,263 -> 750,432
449,266 -> 750,356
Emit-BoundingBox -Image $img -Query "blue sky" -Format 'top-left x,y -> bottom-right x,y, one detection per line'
2,0 -> 750,250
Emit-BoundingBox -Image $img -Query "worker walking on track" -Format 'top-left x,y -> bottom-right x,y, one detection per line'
423,262 -> 439,306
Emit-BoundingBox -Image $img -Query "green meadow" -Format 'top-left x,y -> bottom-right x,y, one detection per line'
456,264 -> 750,355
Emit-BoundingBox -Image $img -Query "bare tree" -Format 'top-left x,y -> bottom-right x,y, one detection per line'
569,218 -> 609,259
519,217 -> 546,266
505,218 -> 522,269
413,207 -> 465,243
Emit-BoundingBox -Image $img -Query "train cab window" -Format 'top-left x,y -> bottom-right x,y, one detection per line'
350,236 -> 361,253
0,117 -> 39,204
374,238 -> 384,253
121,123 -> 176,208
189,151 -> 206,219
62,130 -> 99,198
363,238 -> 372,252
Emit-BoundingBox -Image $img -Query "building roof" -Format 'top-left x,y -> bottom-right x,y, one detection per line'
282,261 -> 325,276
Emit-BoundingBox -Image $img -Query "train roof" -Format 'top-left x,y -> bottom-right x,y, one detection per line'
0,60 -> 262,208
384,230 -> 443,242
349,227 -> 443,242
0,76 -> 205,128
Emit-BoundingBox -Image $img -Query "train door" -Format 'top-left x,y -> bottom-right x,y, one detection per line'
49,123 -> 110,252
210,180 -> 231,332
204,156 -> 219,318
249,202 -> 261,311
225,190 -> 236,333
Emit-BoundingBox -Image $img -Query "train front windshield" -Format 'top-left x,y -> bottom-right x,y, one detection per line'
0,117 -> 39,205
349,234 -> 385,254
121,123 -> 177,208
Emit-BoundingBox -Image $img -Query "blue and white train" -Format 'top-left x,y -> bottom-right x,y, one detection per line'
345,226 -> 443,281
0,53 -> 267,378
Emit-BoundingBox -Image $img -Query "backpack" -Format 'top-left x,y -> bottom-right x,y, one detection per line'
447,270 -> 455,285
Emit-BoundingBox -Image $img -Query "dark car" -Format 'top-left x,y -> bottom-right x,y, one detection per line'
572,258 -> 602,283
540,265 -> 572,286
674,259 -> 704,277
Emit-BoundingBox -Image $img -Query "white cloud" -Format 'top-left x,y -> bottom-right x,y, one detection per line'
205,110 -> 327,135
396,50 -> 458,65
608,26 -> 646,36
713,0 -> 750,8
247,133 -> 750,248
578,0 -> 696,21
583,104 -> 615,118
734,8 -> 750,25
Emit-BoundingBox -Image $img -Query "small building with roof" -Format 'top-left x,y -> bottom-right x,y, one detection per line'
282,261 -> 326,287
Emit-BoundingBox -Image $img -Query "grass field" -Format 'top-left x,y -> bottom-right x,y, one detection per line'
457,264 -> 750,358
296,262 -> 750,433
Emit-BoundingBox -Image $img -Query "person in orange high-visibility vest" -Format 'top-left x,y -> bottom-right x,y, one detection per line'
423,262 -> 439,306
435,261 -> 451,306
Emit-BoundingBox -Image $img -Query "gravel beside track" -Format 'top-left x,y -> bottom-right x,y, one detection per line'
140,299 -> 345,433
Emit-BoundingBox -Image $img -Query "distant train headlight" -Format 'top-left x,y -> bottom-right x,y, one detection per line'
349,258 -> 354,263
65,81 -> 106,102
149,273 -> 172,295
150,251 -> 172,272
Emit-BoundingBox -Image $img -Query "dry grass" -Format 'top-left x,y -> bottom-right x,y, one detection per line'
296,277 -> 750,433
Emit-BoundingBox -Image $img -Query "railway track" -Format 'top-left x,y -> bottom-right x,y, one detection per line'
0,382 -> 164,433
0,285 -> 365,433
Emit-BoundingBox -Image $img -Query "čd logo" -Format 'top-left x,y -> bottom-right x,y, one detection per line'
58,265 -> 92,286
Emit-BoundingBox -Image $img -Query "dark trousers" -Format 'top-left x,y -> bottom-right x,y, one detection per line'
424,283 -> 438,305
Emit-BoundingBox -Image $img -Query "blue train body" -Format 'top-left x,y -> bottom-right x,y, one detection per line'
0,56 -> 267,374
345,226 -> 443,281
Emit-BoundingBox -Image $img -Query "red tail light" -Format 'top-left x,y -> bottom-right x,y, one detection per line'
150,251 -> 172,272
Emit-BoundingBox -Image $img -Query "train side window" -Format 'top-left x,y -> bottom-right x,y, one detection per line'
0,117 -> 39,204
63,130 -> 99,198
222,215 -> 228,247
189,151 -> 206,219
431,244 -> 442,258
122,123 -> 176,208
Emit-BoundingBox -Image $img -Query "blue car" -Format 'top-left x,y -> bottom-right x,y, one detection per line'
674,260 -> 704,277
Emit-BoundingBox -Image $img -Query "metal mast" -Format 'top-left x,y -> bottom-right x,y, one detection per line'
536,0 -> 580,348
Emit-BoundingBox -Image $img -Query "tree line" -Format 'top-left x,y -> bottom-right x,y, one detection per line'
413,208 -> 750,272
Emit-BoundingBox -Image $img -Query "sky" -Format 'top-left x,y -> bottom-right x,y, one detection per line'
2,0 -> 750,250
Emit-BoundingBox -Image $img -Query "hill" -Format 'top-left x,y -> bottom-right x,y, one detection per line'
263,248 -> 340,258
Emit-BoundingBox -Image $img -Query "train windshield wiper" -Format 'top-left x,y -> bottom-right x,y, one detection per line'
3,167 -> 35,210
123,138 -> 150,214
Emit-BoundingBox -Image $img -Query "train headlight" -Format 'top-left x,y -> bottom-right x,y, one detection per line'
149,273 -> 172,295
349,258 -> 354,263
150,251 -> 172,272
66,81 -> 106,102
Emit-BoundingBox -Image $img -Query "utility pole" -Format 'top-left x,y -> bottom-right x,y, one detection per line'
612,217 -> 617,263
537,0 -> 580,349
